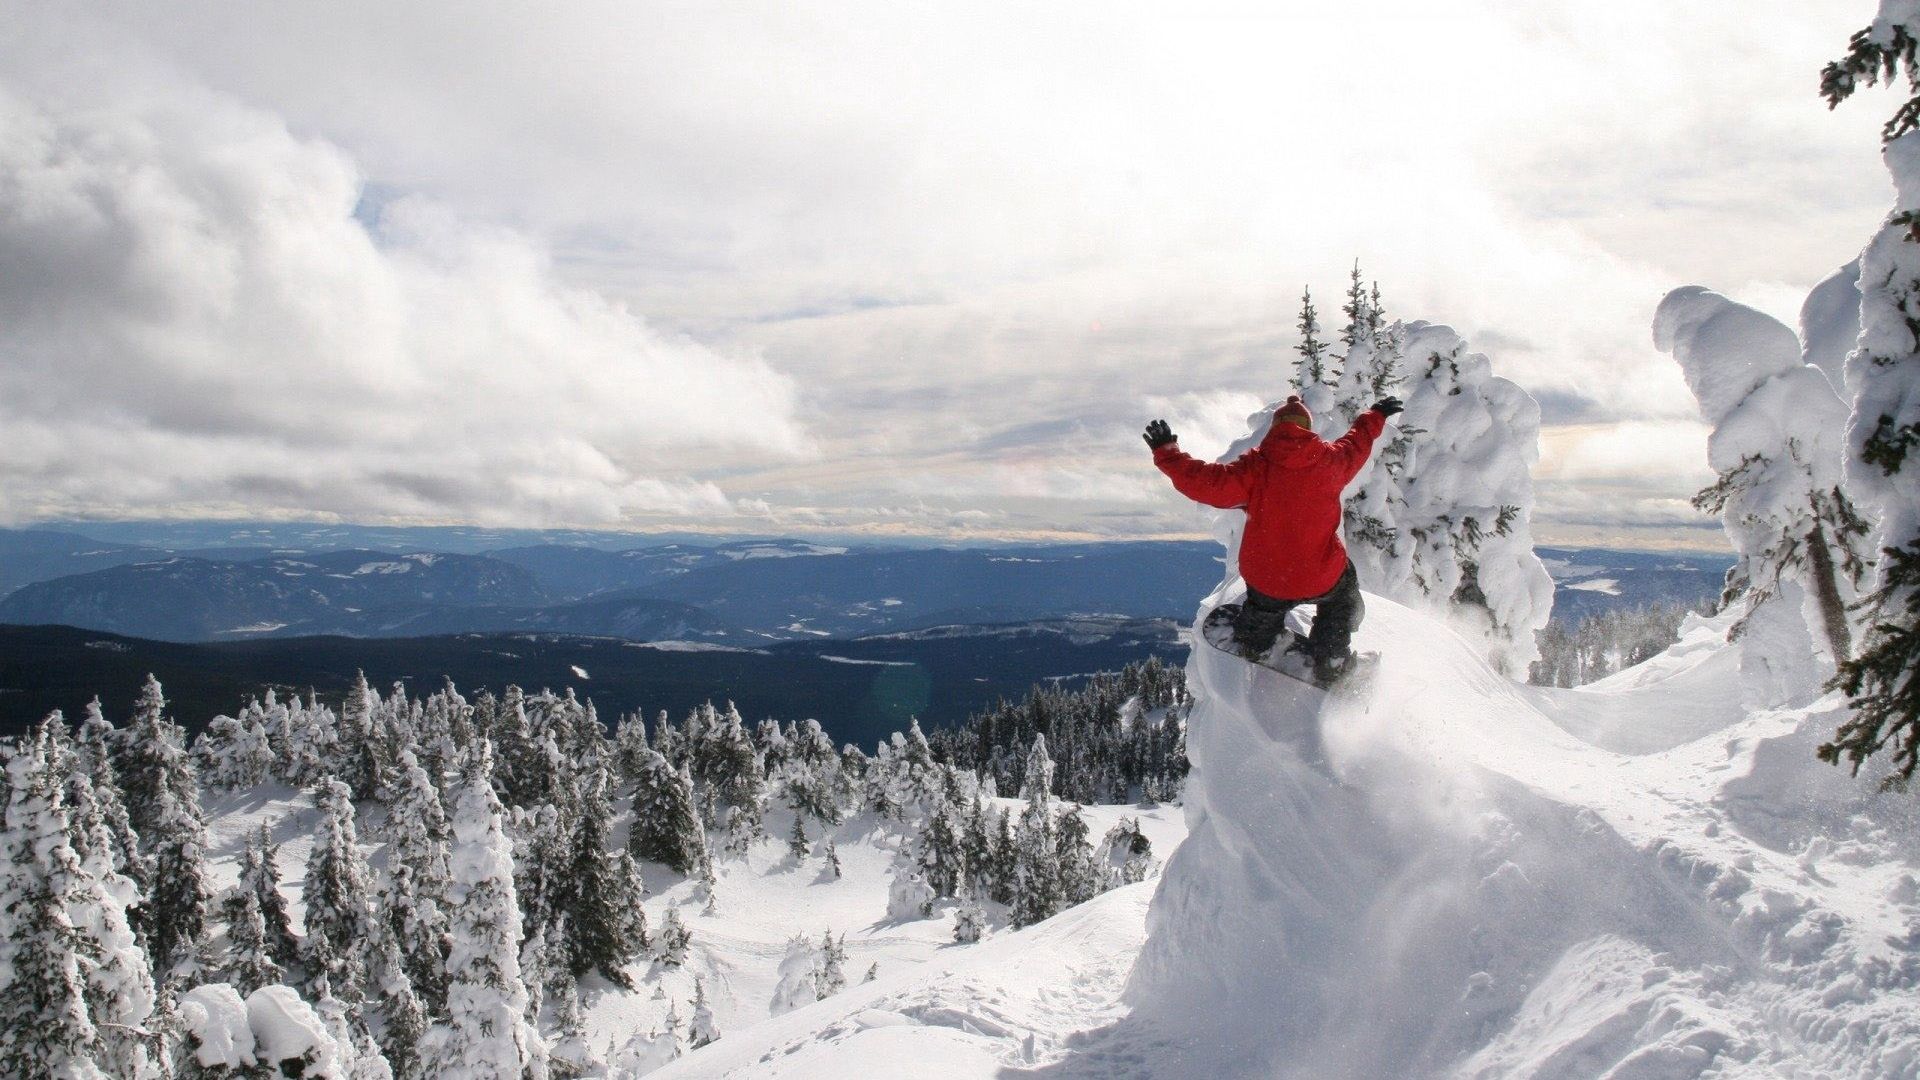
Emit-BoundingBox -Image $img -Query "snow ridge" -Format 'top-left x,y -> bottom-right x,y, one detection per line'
1125,581 -> 1920,1078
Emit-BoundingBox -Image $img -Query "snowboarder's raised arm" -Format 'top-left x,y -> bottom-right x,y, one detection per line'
1144,419 -> 1259,509
1326,398 -> 1402,482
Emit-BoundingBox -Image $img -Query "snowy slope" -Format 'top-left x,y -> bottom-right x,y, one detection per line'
1137,588 -> 1920,1078
669,588 -> 1920,1078
198,785 -> 1188,1077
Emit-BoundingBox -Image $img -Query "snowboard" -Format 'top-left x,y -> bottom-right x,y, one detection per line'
1201,602 -> 1379,692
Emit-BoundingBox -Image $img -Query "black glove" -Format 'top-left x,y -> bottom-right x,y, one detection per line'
1371,397 -> 1404,418
1143,419 -> 1176,449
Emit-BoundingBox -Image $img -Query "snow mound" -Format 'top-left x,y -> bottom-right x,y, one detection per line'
1124,586 -> 1920,1078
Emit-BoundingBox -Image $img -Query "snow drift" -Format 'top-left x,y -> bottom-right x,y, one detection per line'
1126,578 -> 1920,1077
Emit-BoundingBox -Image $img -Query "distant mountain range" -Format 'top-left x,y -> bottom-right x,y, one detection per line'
0,529 -> 1224,643
1535,546 -> 1735,622
0,525 -> 1739,745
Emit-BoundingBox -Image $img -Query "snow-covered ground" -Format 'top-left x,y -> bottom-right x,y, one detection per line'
584,589 -> 1920,1078
201,780 -> 1188,1077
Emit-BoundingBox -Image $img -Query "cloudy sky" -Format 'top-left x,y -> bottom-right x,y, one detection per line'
0,2 -> 1896,547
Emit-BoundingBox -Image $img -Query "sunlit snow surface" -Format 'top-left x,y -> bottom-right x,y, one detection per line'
631,592 -> 1920,1078
197,591 -> 1920,1077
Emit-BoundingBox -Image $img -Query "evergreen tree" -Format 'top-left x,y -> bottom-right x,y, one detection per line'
914,798 -> 965,900
1294,285 -> 1332,389
275,691 -> 341,789
953,885 -> 985,945
626,752 -> 705,876
368,929 -> 427,1080
768,935 -> 818,1016
822,838 -> 842,880
0,729 -> 108,1080
338,672 -> 391,802
1053,807 -> 1103,908
786,814 -> 810,862
552,768 -> 641,987
243,823 -> 300,974
653,909 -> 690,967
613,852 -> 651,956
378,753 -> 451,1015
303,779 -> 375,1002
611,710 -> 654,785
814,931 -> 846,1001
687,978 -> 719,1050
73,699 -> 146,895
424,739 -> 547,1077
218,881 -> 283,994
194,704 -> 276,792
50,718 -> 161,1080
1818,7 -> 1920,784
988,809 -> 1017,906
508,802 -> 568,967
1011,737 -> 1059,928
113,676 -> 216,980
544,959 -> 599,1080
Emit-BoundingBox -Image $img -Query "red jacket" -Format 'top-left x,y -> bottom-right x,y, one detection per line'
1154,410 -> 1386,600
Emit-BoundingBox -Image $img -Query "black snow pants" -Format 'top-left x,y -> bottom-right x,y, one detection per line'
1232,559 -> 1364,660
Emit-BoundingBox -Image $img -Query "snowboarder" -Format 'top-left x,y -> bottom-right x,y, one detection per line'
1145,394 -> 1403,682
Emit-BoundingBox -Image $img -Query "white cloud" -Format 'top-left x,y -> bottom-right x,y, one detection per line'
0,2 -> 1894,542
0,61 -> 805,527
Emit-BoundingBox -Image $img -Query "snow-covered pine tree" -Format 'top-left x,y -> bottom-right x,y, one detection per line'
786,814 -> 810,862
1352,322 -> 1556,675
275,691 -> 341,789
424,739 -> 547,1077
687,978 -> 719,1050
338,672 -> 391,803
609,1019 -> 680,1077
367,928 -> 427,1080
304,779 -> 375,1002
312,983 -> 391,1080
1052,806 -> 1103,908
822,838 -> 842,880
914,796 -> 965,900
952,885 -> 985,944
653,908 -> 690,967
988,808 -> 1017,906
613,852 -> 651,955
378,753 -> 451,1014
1010,736 -> 1060,928
1293,285 -> 1334,408
1654,287 -> 1871,706
246,983 -> 356,1078
51,718 -> 161,1079
780,719 -> 846,825
626,751 -> 705,876
612,709 -> 653,785
544,956 -> 600,1080
1815,5 -> 1920,784
552,768 -> 641,987
113,677 -> 214,983
1326,262 -> 1398,432
704,704 -> 766,855
885,843 -> 935,920
243,823 -> 300,975
768,935 -> 818,1016
0,727 -> 108,1080
73,700 -> 146,894
194,704 -> 276,792
509,801 -> 569,963
814,931 -> 846,1001
218,879 -> 284,995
